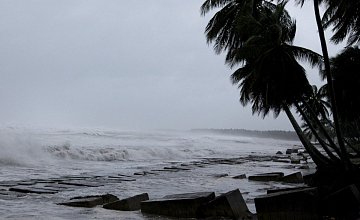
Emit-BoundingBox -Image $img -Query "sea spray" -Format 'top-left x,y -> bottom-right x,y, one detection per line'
0,129 -> 49,166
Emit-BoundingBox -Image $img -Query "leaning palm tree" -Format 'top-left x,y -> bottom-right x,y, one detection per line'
293,0 -> 352,168
300,85 -> 331,121
227,2 -> 337,167
300,85 -> 331,142
202,0 -> 357,171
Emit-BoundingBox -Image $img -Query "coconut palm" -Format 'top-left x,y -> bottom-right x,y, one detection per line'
201,0 -> 354,169
200,0 -> 276,66
293,0 -> 350,165
322,0 -> 360,45
226,2 -> 337,167
328,46 -> 360,143
298,85 -> 340,160
301,85 -> 331,121
297,92 -> 341,161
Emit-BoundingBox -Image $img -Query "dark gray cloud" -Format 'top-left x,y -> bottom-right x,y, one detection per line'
0,0 -> 341,130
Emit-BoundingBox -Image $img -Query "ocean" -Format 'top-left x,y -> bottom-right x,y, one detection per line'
0,127 -> 306,219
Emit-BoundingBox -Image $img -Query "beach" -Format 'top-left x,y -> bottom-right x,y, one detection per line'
0,127 -> 309,219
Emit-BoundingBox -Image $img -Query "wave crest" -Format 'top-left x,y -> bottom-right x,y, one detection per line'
46,144 -> 130,161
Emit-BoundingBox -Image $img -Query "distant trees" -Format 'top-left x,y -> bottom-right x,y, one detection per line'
201,0 -> 360,183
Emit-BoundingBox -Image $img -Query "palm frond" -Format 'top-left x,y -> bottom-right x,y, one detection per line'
287,45 -> 323,68
200,0 -> 234,16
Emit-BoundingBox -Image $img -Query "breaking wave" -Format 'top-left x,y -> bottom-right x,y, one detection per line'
46,144 -> 131,161
0,130 -> 50,167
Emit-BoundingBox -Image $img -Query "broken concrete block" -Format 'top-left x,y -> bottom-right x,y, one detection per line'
286,149 -> 298,154
103,193 -> 149,211
59,194 -> 118,208
290,156 -> 301,164
59,196 -> 103,208
9,187 -> 58,194
197,189 -> 253,219
273,158 -> 290,163
255,187 -> 319,220
248,172 -> 284,182
298,165 -> 310,169
212,173 -> 228,178
141,192 -> 215,218
276,151 -> 283,155
233,174 -> 246,179
58,180 -> 103,187
281,172 -> 304,183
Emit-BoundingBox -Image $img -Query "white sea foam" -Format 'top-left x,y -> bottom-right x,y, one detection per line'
0,129 -> 50,166
0,126 -> 301,219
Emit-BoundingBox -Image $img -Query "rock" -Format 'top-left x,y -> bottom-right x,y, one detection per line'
276,151 -> 283,155
141,192 -> 215,218
103,193 -> 149,211
61,175 -> 93,180
233,174 -> 247,179
248,172 -> 284,182
298,165 -> 310,169
255,187 -> 320,219
133,171 -> 157,176
59,196 -> 103,208
197,189 -> 253,219
286,149 -> 299,154
17,181 -> 37,186
9,187 -> 58,194
321,184 -> 360,219
58,180 -> 103,187
163,166 -> 191,171
273,158 -> 290,163
107,176 -> 136,181
70,194 -> 118,203
212,173 -> 228,178
151,169 -> 178,172
281,172 -> 304,183
59,194 -> 118,208
117,174 -> 133,178
290,156 -> 301,164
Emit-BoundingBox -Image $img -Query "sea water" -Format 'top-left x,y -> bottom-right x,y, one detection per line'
0,127 -> 304,219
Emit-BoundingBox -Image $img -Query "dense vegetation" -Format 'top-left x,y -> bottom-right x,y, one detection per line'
192,128 -> 299,140
201,0 -> 360,186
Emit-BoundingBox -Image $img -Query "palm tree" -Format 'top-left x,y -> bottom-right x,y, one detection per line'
327,46 -> 360,143
299,85 -> 333,144
225,2 -> 335,167
201,0 -> 360,169
322,0 -> 360,45
293,0 -> 350,166
200,0 -> 276,66
296,85 -> 341,161
301,85 -> 331,121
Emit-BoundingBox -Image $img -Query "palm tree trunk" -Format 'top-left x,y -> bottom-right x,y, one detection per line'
295,102 -> 341,162
300,98 -> 341,156
283,104 -> 332,168
313,0 -> 350,167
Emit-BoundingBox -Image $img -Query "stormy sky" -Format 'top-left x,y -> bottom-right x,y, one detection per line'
0,1 -> 343,130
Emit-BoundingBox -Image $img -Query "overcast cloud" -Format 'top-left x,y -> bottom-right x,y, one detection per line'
0,0 -> 344,130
